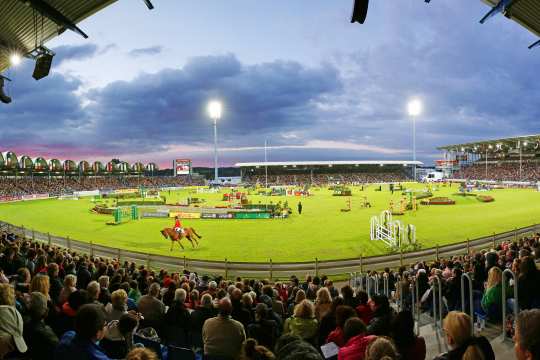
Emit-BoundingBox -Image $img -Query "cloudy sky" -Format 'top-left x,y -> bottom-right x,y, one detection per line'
1,0 -> 539,167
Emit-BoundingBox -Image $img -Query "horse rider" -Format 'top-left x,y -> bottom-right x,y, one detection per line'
174,216 -> 185,235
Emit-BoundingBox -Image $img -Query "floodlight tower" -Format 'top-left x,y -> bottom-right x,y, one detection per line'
208,101 -> 222,182
407,99 -> 422,182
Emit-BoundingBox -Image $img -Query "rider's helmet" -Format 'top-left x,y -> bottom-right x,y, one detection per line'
175,216 -> 179,220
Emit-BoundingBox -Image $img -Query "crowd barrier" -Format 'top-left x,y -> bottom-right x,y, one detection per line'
2,220 -> 539,280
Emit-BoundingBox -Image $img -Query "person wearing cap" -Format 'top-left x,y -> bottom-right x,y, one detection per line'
202,298 -> 246,359
55,303 -> 111,360
0,283 -> 27,358
23,292 -> 58,360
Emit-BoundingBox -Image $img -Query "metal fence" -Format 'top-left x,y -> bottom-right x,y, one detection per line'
3,220 -> 538,279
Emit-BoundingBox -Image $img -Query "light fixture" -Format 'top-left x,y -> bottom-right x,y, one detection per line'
351,0 -> 369,24
29,46 -> 55,81
407,99 -> 423,117
10,53 -> 22,66
208,100 -> 222,120
0,75 -> 12,104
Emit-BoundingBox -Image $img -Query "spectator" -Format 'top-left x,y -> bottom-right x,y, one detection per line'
337,317 -> 376,360
434,311 -> 494,360
128,280 -> 141,303
101,312 -> 140,359
355,290 -> 374,326
0,283 -> 27,358
319,296 -> 344,347
247,303 -> 279,350
341,285 -> 357,308
87,281 -> 101,305
202,297 -> 246,359
314,287 -> 332,321
327,305 -> 357,347
283,299 -> 318,342
23,292 -> 59,360
274,334 -> 322,360
59,274 -> 77,305
390,311 -> 425,360
514,309 -> 540,360
77,260 -> 92,290
97,275 -> 111,306
241,338 -> 275,360
365,337 -> 398,360
517,257 -> 540,310
48,263 -> 63,304
125,347 -> 159,360
104,289 -> 128,322
288,289 -> 306,316
232,287 -> 253,328
137,282 -> 165,333
367,295 -> 393,336
190,293 -> 217,349
480,267 -> 503,320
55,304 -> 110,360
164,288 -> 191,346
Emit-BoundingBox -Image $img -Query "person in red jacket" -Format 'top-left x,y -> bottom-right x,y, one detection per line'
327,305 -> 357,347
355,290 -> 373,326
338,318 -> 376,360
174,216 -> 185,235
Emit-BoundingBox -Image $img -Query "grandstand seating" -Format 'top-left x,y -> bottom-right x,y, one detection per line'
1,225 -> 539,359
454,161 -> 540,182
243,171 -> 410,186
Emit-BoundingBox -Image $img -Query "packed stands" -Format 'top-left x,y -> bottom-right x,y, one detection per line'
453,161 -> 540,182
1,225 -> 540,359
0,176 -> 204,198
243,172 -> 409,186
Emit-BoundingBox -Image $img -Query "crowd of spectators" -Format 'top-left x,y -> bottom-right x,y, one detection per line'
454,161 -> 540,182
243,171 -> 410,187
1,228 -> 540,360
0,176 -> 204,198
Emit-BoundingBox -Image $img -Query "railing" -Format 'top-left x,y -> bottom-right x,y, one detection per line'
4,220 -> 539,278
461,273 -> 474,336
502,269 -> 519,340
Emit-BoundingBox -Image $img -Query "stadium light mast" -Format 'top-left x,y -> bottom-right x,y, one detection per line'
407,99 -> 422,181
208,100 -> 222,182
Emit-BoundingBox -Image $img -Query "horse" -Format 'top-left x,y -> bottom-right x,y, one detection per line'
160,227 -> 202,251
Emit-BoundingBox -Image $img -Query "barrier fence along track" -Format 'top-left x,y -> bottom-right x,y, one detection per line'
2,220 -> 539,278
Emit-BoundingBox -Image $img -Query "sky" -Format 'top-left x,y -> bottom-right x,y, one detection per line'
1,0 -> 539,168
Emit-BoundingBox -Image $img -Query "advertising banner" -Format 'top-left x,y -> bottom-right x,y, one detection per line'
200,213 -> 234,219
21,194 -> 50,201
169,212 -> 201,219
74,190 -> 100,197
173,159 -> 191,176
114,188 -> 139,194
0,196 -> 21,203
142,212 -> 170,218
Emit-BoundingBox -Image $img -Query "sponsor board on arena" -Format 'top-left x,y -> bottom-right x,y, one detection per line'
160,186 -> 184,191
142,212 -> 169,218
0,196 -> 21,203
114,188 -> 139,194
200,213 -> 234,219
169,212 -> 201,219
21,194 -> 50,201
74,190 -> 100,197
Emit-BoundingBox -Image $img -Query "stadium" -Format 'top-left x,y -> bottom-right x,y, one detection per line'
1,1 -> 540,360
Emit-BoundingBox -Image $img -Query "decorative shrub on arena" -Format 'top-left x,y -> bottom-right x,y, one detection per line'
477,195 -> 494,202
420,197 -> 456,205
91,205 -> 114,214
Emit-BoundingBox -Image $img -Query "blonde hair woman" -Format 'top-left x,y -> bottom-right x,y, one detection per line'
433,311 -> 495,360
480,267 -> 503,319
105,289 -> 128,321
283,299 -> 318,341
30,275 -> 50,300
365,336 -> 398,360
58,274 -> 77,304
314,287 -> 332,320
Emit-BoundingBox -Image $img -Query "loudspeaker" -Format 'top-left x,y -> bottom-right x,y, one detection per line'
0,77 -> 11,104
351,0 -> 369,24
32,53 -> 54,80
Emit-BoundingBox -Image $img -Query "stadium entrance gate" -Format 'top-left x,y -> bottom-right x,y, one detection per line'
370,210 -> 416,248
113,206 -> 139,224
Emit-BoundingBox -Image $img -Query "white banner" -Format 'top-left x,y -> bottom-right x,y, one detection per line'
21,194 -> 50,201
74,190 -> 100,197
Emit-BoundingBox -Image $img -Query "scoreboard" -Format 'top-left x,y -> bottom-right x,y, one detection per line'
173,159 -> 191,176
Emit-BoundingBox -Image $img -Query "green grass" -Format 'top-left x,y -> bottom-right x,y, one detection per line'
0,184 -> 539,262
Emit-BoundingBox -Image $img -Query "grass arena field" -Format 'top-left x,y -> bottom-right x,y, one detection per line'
0,183 -> 539,262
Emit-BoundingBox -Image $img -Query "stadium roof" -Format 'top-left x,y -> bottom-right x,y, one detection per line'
438,134 -> 540,152
481,0 -> 540,40
0,0 -> 129,72
235,160 -> 423,167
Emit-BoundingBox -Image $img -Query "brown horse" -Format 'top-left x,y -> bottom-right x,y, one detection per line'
161,227 -> 202,250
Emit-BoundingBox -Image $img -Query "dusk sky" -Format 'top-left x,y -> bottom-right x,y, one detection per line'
1,0 -> 538,168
